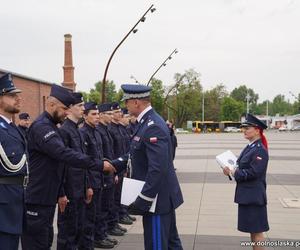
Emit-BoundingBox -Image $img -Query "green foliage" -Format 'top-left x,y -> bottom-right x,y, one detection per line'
204,84 -> 228,121
220,97 -> 244,121
149,78 -> 165,114
83,80 -> 117,103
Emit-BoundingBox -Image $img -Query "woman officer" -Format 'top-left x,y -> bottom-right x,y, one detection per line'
223,113 -> 269,250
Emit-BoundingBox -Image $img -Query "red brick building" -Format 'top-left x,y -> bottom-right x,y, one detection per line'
0,68 -> 52,123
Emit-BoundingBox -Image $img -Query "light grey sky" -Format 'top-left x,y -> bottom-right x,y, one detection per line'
0,0 -> 299,102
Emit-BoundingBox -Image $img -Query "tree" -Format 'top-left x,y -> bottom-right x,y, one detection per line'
204,84 -> 228,121
166,69 -> 202,127
148,78 -> 165,115
83,80 -> 117,103
269,94 -> 293,116
220,97 -> 244,121
230,85 -> 259,113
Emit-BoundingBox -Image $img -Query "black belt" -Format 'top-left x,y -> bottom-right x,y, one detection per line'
0,176 -> 29,187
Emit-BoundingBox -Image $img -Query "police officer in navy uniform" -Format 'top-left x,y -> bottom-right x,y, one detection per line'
96,103 -> 124,245
0,73 -> 28,250
108,102 -> 132,232
18,112 -> 30,139
56,92 -> 91,250
112,84 -> 184,250
80,102 -> 115,249
223,113 -> 269,250
22,85 -> 115,250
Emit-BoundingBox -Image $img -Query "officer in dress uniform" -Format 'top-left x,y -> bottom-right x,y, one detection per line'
18,112 -> 30,139
22,85 -> 115,250
80,102 -> 115,249
56,92 -> 90,250
223,113 -> 269,250
112,84 -> 184,250
0,73 -> 28,250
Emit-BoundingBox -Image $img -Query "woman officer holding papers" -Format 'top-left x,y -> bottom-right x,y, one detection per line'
223,113 -> 269,250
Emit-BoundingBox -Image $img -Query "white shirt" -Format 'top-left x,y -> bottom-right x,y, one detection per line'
0,114 -> 12,124
137,106 -> 152,123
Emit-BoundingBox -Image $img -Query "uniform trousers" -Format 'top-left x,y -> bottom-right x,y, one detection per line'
57,197 -> 85,250
21,204 -> 56,250
143,210 -> 183,250
0,231 -> 19,250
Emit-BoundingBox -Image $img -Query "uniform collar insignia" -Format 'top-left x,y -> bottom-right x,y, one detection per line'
0,122 -> 7,129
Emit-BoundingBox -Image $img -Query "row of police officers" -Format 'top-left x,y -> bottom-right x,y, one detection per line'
0,73 -> 184,250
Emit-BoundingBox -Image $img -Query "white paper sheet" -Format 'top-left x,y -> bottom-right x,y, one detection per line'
216,150 -> 237,170
121,177 -> 157,213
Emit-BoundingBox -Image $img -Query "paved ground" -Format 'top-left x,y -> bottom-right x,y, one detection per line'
42,131 -> 300,249
113,131 -> 300,249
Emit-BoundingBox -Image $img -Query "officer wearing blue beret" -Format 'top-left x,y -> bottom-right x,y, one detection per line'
56,92 -> 90,250
0,73 -> 28,250
112,83 -> 184,250
223,113 -> 269,250
18,112 -> 30,139
21,85 -> 116,250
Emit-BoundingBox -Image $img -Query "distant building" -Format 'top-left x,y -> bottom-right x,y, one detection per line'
0,68 -> 52,123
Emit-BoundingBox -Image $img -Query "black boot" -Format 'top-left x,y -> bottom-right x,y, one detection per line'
94,239 -> 115,249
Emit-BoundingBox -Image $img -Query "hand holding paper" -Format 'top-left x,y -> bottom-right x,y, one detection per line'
216,150 -> 237,181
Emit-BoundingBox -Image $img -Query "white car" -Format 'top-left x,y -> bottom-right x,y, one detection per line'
291,125 -> 300,131
175,128 -> 189,134
278,126 -> 288,132
224,126 -> 241,133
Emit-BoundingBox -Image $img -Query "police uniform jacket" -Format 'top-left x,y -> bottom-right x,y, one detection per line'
114,108 -> 184,214
96,124 -> 114,188
0,116 -> 27,234
234,139 -> 269,206
25,112 -> 103,206
119,124 -> 130,153
80,123 -> 104,189
59,118 -> 88,199
108,122 -> 125,158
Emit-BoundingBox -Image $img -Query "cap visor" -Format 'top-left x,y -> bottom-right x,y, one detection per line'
7,88 -> 22,94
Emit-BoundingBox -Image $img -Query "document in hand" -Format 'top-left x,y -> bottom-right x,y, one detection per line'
216,150 -> 237,170
121,177 -> 158,213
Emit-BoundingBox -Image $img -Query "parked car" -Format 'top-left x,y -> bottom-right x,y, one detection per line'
291,125 -> 300,131
278,126 -> 288,132
224,126 -> 241,132
175,128 -> 189,134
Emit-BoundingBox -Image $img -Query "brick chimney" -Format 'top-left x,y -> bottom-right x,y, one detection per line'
62,34 -> 76,91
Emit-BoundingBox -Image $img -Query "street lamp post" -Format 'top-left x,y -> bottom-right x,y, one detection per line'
101,4 -> 156,103
147,48 -> 178,86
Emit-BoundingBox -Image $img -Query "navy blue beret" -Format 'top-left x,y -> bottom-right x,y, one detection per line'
0,73 -> 21,95
241,113 -> 267,130
50,84 -> 75,107
98,103 -> 111,113
72,92 -> 84,104
19,112 -> 30,120
110,102 -> 120,111
84,102 -> 98,112
121,84 -> 152,101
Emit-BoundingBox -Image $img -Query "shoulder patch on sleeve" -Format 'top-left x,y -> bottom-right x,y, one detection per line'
147,120 -> 154,126
43,131 -> 56,140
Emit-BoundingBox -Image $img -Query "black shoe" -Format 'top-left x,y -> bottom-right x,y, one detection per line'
107,227 -> 125,236
119,216 -> 133,225
106,236 -> 118,245
94,239 -> 115,249
116,223 -> 127,233
127,214 -> 136,221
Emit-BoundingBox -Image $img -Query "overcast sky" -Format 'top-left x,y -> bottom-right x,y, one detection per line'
0,0 -> 299,102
